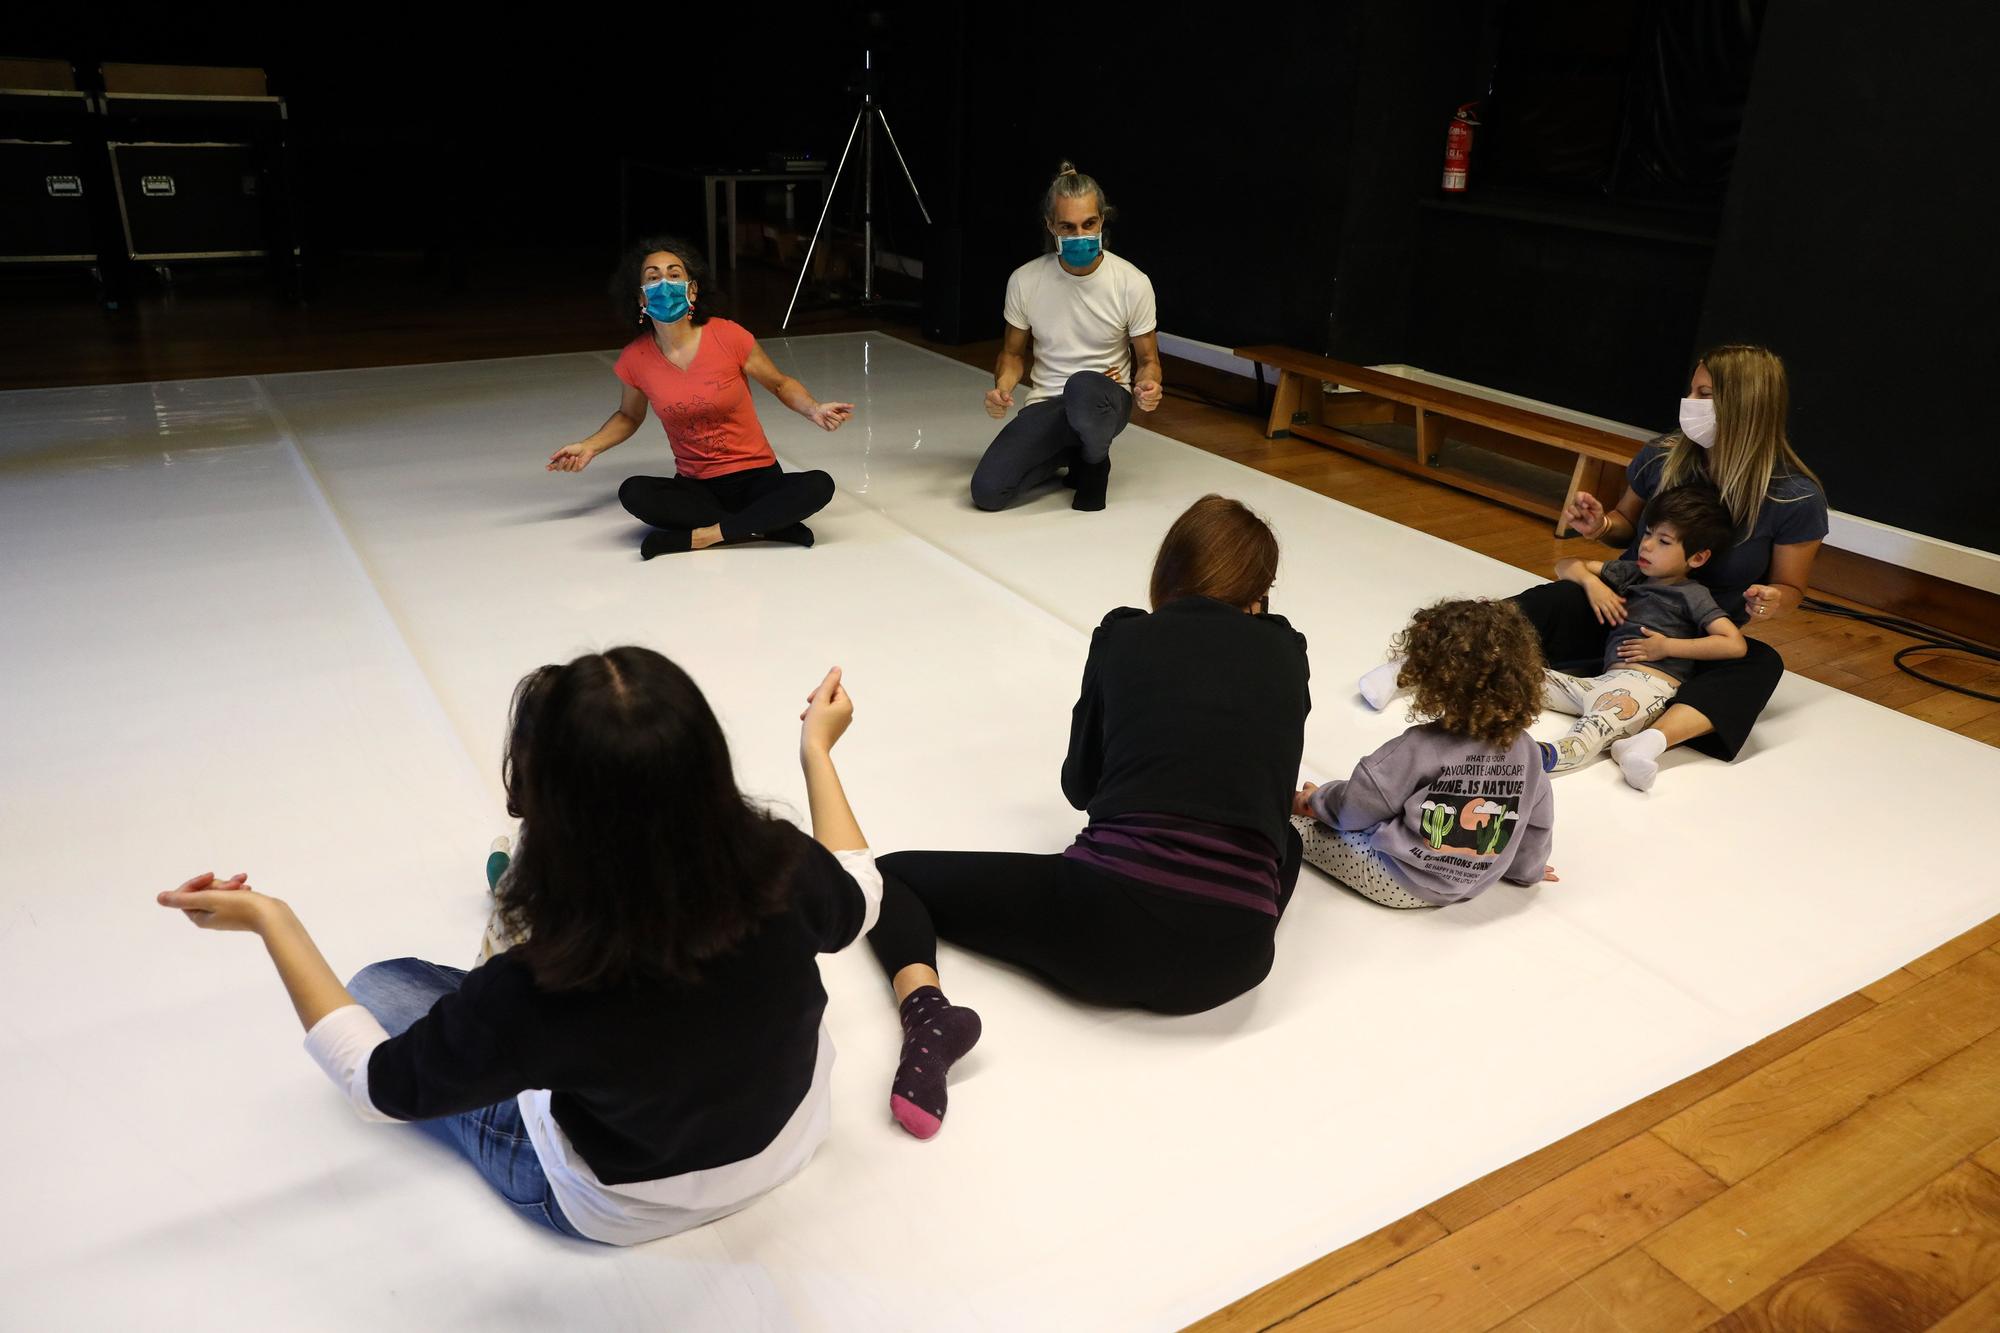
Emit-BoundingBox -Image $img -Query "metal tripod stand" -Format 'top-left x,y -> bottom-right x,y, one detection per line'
781,49 -> 931,329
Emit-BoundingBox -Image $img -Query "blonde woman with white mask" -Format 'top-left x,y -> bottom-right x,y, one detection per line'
1361,345 -> 1828,791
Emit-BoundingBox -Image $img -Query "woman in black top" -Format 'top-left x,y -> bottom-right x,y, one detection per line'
158,650 -> 880,1245
866,495 -> 1312,1140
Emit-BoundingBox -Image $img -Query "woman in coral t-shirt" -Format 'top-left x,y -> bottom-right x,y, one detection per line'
549,235 -> 853,557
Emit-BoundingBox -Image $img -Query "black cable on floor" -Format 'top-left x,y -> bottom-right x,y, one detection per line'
1797,596 -> 2000,703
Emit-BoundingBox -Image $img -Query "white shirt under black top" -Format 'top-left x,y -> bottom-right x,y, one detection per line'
1003,250 -> 1158,405
304,831 -> 883,1245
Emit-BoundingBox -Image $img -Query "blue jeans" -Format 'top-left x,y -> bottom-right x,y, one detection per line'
347,957 -> 592,1242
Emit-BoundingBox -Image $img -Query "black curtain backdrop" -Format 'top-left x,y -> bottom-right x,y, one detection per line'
1697,0 -> 1998,548
12,1 -> 1990,546
6,5 -> 939,262
941,4 -> 1364,351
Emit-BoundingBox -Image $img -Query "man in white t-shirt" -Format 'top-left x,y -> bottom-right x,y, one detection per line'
969,164 -> 1162,512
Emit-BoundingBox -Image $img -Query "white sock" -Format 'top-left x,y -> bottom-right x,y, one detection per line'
1358,658 -> 1406,711
1611,730 -> 1668,792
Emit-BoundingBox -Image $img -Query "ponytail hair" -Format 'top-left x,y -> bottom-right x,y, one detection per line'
1041,160 -> 1115,250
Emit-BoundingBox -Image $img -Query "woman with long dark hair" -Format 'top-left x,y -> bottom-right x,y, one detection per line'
863,496 -> 1311,1140
548,235 -> 851,556
158,651 -> 879,1244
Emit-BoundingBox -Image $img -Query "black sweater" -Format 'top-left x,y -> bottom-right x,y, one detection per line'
364,831 -> 866,1186
1061,597 -> 1311,855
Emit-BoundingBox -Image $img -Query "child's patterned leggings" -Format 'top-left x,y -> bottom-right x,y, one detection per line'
1541,667 -> 1679,773
1293,817 -> 1433,909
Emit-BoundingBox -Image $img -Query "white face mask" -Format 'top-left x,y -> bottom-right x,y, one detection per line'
1679,396 -> 1717,448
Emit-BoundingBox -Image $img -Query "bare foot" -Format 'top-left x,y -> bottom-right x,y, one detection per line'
690,524 -> 725,550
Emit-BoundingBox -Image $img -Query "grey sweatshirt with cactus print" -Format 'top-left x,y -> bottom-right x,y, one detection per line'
1306,724 -> 1554,906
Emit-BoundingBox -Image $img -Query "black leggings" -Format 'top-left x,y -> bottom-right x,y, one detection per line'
618,464 -> 835,544
1510,579 -> 1784,761
866,827 -> 1303,1016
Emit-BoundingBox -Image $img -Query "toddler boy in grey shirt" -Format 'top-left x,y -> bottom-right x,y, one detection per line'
1542,484 -> 1746,777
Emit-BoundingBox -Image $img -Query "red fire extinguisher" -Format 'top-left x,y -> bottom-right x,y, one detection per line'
1442,102 -> 1480,192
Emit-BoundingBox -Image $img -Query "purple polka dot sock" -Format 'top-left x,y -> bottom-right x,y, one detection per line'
890,985 -> 981,1141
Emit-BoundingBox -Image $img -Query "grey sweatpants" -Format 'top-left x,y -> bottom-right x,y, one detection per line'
970,371 -> 1133,511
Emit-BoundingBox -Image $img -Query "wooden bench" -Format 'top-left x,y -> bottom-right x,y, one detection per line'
1234,345 -> 1645,536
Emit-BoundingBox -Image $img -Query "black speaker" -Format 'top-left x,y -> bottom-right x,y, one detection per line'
0,139 -> 97,262
108,141 -> 265,259
0,76 -> 100,266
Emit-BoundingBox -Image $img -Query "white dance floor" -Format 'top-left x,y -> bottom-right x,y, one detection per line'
3,333 -> 1995,1331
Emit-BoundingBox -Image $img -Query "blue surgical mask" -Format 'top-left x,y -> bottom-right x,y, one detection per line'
642,278 -> 690,324
1057,233 -> 1102,268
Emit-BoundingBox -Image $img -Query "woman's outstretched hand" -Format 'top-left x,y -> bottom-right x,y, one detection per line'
808,402 -> 855,432
157,872 -> 269,932
547,442 -> 598,473
157,873 -> 353,1030
797,669 -> 867,852
800,667 -> 854,754
1292,782 -> 1319,818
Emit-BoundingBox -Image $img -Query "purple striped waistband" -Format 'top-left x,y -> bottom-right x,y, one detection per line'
1062,812 -> 1282,916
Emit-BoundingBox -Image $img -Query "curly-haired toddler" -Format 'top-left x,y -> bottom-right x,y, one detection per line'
1295,599 -> 1557,908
